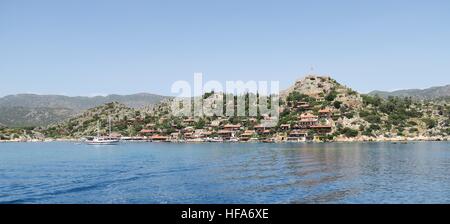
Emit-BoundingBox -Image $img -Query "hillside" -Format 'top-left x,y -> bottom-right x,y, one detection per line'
0,107 -> 75,127
0,93 -> 170,127
280,76 -> 449,140
369,84 -> 450,100
281,75 -> 363,108
4,74 -> 450,142
43,102 -> 142,138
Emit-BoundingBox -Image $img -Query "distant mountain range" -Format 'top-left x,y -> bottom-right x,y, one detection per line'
369,84 -> 450,100
0,93 -> 170,127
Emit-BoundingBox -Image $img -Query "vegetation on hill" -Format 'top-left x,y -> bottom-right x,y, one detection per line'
0,106 -> 75,127
43,102 -> 143,138
2,75 -> 450,141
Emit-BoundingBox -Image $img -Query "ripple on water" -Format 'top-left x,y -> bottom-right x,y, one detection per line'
1,142 -> 450,203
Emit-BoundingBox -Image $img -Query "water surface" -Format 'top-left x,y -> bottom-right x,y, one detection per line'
1,142 -> 449,203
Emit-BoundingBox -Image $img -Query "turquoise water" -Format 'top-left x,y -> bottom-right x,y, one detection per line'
0,142 -> 450,204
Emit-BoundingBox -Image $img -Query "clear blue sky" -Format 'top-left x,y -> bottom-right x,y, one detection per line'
1,0 -> 449,96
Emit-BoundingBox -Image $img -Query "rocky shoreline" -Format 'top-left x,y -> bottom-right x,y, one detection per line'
1,137 -> 448,143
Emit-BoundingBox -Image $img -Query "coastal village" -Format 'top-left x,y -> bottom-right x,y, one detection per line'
126,108 -> 333,143
1,75 -> 450,143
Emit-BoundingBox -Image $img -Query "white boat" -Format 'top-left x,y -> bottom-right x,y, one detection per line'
228,137 -> 240,142
205,137 -> 224,142
248,138 -> 259,143
186,138 -> 204,143
86,117 -> 119,145
86,137 -> 119,145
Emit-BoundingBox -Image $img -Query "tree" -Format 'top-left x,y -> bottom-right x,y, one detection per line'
362,94 -> 382,107
342,128 -> 358,137
325,89 -> 338,102
365,114 -> 381,123
194,119 -> 206,129
203,91 -> 215,99
287,92 -> 315,103
422,118 -> 436,129
362,128 -> 374,137
333,101 -> 342,109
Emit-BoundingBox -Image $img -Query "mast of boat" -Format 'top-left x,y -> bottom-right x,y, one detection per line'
108,116 -> 112,138
97,120 -> 100,138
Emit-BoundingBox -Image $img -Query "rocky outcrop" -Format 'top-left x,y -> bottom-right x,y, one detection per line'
281,75 -> 363,109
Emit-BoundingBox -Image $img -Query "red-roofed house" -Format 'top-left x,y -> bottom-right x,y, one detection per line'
140,129 -> 156,136
223,124 -> 241,131
298,113 -> 319,128
287,130 -> 308,142
318,109 -> 332,119
150,135 -> 169,142
310,125 -> 333,134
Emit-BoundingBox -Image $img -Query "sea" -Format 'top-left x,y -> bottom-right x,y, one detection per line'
1,142 -> 449,204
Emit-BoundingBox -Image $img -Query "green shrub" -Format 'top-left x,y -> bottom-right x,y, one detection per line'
422,118 -> 436,129
325,90 -> 338,101
333,101 -> 342,109
342,128 -> 358,137
365,114 -> 381,123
